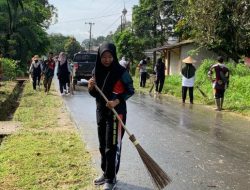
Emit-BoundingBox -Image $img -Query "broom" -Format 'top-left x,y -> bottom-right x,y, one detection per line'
94,84 -> 172,190
149,83 -> 155,94
196,86 -> 207,98
69,74 -> 74,95
149,74 -> 156,94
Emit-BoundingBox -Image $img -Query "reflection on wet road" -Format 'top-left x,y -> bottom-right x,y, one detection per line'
62,86 -> 250,190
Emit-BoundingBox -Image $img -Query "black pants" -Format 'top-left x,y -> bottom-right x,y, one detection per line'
32,74 -> 41,90
140,72 -> 147,87
214,88 -> 225,99
182,86 -> 194,103
97,109 -> 126,183
59,75 -> 70,93
155,76 -> 165,93
59,79 -> 70,93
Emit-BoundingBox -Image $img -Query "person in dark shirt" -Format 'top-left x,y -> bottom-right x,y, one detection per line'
154,58 -> 166,94
208,56 -> 230,111
43,52 -> 55,94
57,52 -> 71,95
88,42 -> 134,190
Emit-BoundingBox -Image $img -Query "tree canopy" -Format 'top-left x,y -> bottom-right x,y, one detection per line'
174,0 -> 250,61
0,0 -> 56,68
109,0 -> 250,63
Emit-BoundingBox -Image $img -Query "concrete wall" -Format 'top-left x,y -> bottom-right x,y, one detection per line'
169,48 -> 181,75
168,43 -> 218,75
180,44 -> 217,68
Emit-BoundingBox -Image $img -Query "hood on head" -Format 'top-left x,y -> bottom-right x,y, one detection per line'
96,42 -> 119,68
99,42 -> 116,58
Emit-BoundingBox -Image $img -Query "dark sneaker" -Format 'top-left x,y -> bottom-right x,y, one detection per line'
93,174 -> 105,185
103,182 -> 116,190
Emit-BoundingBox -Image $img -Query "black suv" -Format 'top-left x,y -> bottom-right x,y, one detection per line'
72,51 -> 97,87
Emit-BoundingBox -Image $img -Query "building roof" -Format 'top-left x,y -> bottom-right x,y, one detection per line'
145,40 -> 194,53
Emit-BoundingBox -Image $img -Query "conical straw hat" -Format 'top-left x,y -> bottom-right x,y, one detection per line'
182,56 -> 196,64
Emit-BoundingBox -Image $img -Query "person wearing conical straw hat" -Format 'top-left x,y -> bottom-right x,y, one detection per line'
181,56 -> 196,104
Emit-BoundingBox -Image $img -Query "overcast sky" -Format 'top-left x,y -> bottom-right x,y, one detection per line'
47,0 -> 139,43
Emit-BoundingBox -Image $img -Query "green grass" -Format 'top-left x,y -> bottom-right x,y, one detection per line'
0,81 -> 17,102
132,60 -> 250,117
0,82 -> 96,190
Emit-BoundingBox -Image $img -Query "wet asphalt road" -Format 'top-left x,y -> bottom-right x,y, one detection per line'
61,85 -> 250,190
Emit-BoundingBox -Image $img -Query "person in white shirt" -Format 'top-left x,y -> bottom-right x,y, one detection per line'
119,56 -> 127,68
181,56 -> 196,104
138,57 -> 150,87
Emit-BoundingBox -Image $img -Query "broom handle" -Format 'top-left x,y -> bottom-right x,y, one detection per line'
94,85 -> 132,137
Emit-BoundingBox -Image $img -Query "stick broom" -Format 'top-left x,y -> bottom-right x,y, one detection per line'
94,85 -> 172,190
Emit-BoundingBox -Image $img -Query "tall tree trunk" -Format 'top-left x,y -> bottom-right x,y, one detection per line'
6,0 -> 13,36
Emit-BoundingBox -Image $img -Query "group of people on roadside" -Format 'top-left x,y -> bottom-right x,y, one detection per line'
181,55 -> 230,112
135,54 -> 229,111
29,52 -> 73,95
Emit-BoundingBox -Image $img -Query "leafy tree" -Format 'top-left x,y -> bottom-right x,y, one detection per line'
64,37 -> 82,60
48,34 -> 71,55
133,0 -> 175,49
96,36 -> 106,45
0,0 -> 56,70
114,29 -> 144,61
174,0 -> 250,62
81,39 -> 89,50
81,36 -> 106,50
114,28 -> 144,75
104,31 -> 114,43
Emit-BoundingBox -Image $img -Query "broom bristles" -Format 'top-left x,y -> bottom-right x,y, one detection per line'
129,135 -> 172,190
94,85 -> 171,189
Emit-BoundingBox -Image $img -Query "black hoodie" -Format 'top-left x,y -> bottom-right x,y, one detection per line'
181,63 -> 196,79
89,42 -> 134,112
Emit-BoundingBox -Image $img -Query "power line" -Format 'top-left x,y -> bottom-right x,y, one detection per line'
85,22 -> 95,51
101,13 -> 132,35
101,16 -> 121,34
100,0 -> 122,16
52,12 -> 122,25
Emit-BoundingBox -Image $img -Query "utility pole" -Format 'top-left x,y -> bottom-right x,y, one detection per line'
121,16 -> 123,32
85,22 -> 94,52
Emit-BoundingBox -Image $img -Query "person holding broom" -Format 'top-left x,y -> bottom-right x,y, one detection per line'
88,42 -> 134,190
208,56 -> 230,111
154,58 -> 166,94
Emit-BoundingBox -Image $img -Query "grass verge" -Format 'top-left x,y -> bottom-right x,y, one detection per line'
0,82 -> 97,190
133,73 -> 250,117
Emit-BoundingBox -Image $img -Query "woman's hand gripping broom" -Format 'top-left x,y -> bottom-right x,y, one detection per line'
94,84 -> 172,190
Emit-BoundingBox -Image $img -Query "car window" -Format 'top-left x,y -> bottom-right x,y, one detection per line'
73,54 -> 97,62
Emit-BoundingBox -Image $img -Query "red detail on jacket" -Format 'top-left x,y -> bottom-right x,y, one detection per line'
113,80 -> 125,94
47,59 -> 55,70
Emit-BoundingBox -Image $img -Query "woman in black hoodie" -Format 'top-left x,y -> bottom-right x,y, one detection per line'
154,58 -> 166,93
88,42 -> 134,190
